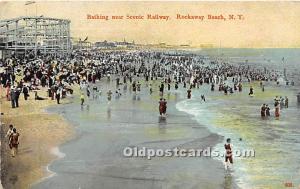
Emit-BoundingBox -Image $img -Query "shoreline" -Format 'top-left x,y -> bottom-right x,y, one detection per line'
30,146 -> 66,187
0,87 -> 75,189
32,80 -> 240,189
176,98 -> 244,188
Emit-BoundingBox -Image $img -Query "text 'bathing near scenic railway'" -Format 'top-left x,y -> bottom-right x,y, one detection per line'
86,14 -> 245,21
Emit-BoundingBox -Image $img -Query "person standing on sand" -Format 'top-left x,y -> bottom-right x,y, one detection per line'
56,88 -> 61,104
22,85 -> 29,100
10,87 -> 16,108
15,87 -> 20,108
6,125 -> 14,147
9,128 -> 20,157
224,138 -> 233,170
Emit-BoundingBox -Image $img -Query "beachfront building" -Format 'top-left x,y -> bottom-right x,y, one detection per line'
0,16 -> 71,58
95,40 -> 117,49
115,39 -> 135,49
94,39 -> 136,49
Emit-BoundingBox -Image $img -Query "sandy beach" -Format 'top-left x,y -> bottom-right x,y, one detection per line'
0,87 -> 74,189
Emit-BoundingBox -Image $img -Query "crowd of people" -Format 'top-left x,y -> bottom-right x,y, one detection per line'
261,96 -> 289,118
0,49 -> 294,107
0,50 -> 293,105
0,49 -> 295,161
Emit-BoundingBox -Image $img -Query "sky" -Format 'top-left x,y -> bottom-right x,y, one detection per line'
1,1 -> 300,48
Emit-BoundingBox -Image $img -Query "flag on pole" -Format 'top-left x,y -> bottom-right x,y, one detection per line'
25,1 -> 35,5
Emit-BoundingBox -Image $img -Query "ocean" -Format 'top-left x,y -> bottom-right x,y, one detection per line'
176,48 -> 300,189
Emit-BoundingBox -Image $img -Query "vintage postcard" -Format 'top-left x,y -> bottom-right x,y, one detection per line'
0,1 -> 300,189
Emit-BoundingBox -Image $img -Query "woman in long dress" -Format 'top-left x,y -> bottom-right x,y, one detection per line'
9,128 -> 20,157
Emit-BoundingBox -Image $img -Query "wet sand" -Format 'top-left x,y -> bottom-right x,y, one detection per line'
32,80 -> 239,189
0,86 -> 74,189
